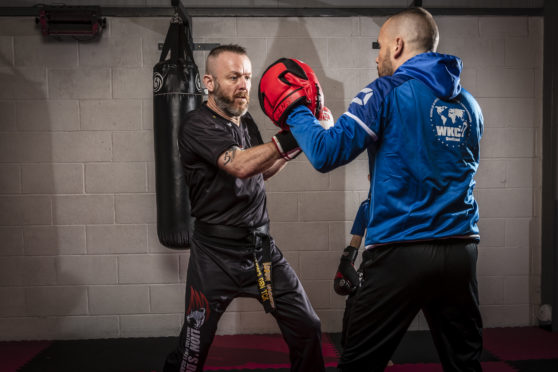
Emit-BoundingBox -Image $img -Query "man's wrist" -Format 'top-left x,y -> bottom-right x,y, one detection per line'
272,130 -> 301,161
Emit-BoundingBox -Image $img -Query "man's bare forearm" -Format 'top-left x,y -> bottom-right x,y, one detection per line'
218,142 -> 281,179
349,235 -> 363,249
263,158 -> 287,180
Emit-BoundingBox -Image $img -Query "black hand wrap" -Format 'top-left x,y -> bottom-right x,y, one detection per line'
334,245 -> 360,296
271,130 -> 301,161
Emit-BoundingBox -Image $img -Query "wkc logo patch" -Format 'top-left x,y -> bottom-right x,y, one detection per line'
430,98 -> 472,148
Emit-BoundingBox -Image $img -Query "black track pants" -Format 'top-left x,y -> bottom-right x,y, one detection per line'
338,241 -> 483,372
163,232 -> 325,372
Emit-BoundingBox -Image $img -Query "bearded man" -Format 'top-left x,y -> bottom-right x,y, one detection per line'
162,44 -> 325,372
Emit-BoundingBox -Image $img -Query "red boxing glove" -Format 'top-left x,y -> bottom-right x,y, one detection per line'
258,58 -> 324,130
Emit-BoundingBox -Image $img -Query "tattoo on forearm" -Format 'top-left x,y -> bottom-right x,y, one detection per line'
223,146 -> 239,166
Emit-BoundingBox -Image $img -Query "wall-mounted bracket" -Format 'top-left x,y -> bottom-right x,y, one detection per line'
158,42 -> 220,51
35,5 -> 106,41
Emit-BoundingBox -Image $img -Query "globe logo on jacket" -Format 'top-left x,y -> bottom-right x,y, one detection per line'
430,98 -> 472,148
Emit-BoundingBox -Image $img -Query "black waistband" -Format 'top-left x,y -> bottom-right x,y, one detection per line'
366,237 -> 479,254
194,220 -> 276,314
194,220 -> 270,240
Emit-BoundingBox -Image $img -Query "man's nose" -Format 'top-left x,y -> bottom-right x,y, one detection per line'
238,76 -> 249,90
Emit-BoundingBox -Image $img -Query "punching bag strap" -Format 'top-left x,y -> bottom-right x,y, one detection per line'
159,17 -> 179,63
180,17 -> 196,62
170,0 -> 196,61
159,14 -> 196,64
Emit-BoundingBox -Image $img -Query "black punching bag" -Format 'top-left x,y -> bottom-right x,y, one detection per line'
153,16 -> 202,248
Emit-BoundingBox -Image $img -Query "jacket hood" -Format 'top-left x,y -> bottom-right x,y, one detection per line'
395,52 -> 463,100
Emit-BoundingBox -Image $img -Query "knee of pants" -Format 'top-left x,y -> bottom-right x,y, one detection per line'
280,308 -> 321,336
296,313 -> 322,337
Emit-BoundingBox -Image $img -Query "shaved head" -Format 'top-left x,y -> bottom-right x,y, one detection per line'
206,44 -> 247,76
375,7 -> 439,76
385,7 -> 439,54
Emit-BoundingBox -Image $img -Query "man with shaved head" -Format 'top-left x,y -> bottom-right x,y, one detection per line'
259,6 -> 484,371
376,7 -> 439,77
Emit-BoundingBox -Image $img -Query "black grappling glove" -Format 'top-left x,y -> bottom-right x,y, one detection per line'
334,246 -> 360,296
271,130 -> 301,161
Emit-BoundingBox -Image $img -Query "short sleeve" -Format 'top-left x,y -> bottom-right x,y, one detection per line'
242,112 -> 264,146
179,110 -> 238,166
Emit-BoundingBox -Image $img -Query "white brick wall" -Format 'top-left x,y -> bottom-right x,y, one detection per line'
0,14 -> 542,340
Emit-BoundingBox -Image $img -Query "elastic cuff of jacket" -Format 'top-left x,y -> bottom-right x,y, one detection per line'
286,105 -> 314,128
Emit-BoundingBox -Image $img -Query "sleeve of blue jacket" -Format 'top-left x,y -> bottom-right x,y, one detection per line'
286,77 -> 396,172
350,199 -> 369,236
286,105 -> 375,173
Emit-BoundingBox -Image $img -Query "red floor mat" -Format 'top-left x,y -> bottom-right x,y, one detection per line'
5,327 -> 558,372
0,341 -> 51,372
204,333 -> 339,369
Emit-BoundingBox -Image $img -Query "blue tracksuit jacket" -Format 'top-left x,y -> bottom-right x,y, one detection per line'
351,198 -> 369,237
287,52 -> 483,247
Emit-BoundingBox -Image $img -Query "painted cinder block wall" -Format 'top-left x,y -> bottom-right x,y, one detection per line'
0,14 -> 542,340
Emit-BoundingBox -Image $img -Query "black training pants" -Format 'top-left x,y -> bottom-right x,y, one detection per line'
164,232 -> 325,372
339,240 -> 483,372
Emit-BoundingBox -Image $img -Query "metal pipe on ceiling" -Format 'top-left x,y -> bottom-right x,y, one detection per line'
0,6 -> 544,17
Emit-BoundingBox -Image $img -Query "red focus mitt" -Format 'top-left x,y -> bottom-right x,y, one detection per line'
258,58 -> 324,130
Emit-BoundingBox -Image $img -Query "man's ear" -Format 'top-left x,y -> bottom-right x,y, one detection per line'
203,74 -> 214,92
393,37 -> 404,59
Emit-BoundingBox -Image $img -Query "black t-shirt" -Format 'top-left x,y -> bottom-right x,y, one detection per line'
178,103 -> 269,227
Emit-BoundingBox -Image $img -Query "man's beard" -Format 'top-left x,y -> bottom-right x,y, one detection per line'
377,50 -> 394,77
213,80 -> 249,117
